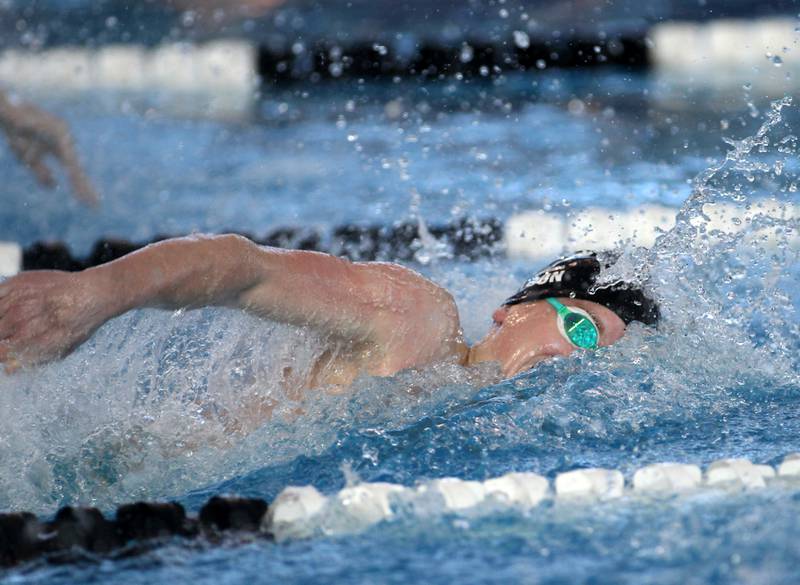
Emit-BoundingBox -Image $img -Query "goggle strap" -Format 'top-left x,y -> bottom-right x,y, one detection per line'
546,298 -> 570,317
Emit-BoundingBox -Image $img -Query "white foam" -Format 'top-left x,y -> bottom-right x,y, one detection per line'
705,458 -> 776,489
633,463 -> 702,493
0,242 -> 21,277
555,468 -> 624,499
264,485 -> 328,542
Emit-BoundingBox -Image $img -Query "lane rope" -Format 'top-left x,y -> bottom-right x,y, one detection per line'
1,453 -> 799,567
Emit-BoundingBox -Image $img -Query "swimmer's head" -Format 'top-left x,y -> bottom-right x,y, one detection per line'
468,251 -> 659,377
502,251 -> 660,326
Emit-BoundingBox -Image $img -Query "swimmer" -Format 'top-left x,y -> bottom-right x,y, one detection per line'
0,236 -> 658,383
0,90 -> 99,206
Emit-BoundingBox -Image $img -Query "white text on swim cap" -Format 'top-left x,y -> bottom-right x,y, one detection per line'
535,270 -> 565,285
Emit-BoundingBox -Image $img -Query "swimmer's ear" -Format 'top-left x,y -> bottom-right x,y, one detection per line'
492,306 -> 508,326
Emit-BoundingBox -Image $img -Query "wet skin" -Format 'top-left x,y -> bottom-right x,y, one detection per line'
465,299 -> 627,378
0,235 -> 627,386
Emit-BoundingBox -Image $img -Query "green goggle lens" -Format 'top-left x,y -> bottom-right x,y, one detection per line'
545,298 -> 599,350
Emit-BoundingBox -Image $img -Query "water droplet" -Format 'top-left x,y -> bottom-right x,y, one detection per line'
767,53 -> 784,67
499,8 -> 509,18
567,99 -> 585,116
513,30 -> 530,49
459,43 -> 474,63
535,59 -> 547,70
181,10 -> 196,27
347,133 -> 358,142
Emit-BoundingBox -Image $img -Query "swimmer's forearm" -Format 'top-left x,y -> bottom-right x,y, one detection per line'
83,234 -> 266,319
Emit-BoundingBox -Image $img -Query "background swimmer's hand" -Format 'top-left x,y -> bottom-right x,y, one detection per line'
0,92 -> 100,207
0,271 -> 106,373
164,0 -> 286,24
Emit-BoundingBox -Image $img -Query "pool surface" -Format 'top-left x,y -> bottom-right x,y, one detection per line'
1,67 -> 800,584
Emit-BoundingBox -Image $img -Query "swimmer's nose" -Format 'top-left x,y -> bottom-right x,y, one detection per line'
492,306 -> 508,325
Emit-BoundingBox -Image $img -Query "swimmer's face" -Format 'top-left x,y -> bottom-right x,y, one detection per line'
470,298 -> 626,377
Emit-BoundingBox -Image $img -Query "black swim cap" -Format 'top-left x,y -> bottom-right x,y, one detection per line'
503,251 -> 660,326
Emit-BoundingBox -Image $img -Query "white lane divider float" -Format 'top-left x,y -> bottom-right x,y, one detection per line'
632,462 -> 702,493
650,17 -> 800,92
705,458 -> 776,489
263,453 -> 800,542
505,201 -> 800,259
555,468 -> 624,499
0,242 -> 21,277
0,41 -> 258,120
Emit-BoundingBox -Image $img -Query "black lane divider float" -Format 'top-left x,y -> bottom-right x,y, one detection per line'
22,218 -> 503,271
0,496 -> 270,568
258,36 -> 649,83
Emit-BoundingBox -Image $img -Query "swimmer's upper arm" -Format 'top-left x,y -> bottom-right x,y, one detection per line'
0,233 -> 463,371
238,245 -> 463,356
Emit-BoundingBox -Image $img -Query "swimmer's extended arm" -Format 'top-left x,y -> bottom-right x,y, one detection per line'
0,234 -> 462,371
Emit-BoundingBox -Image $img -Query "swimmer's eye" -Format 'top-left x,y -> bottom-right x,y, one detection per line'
587,310 -> 604,337
546,299 -> 599,349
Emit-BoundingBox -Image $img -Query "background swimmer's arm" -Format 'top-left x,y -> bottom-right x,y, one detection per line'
0,90 -> 99,206
0,234 -> 462,371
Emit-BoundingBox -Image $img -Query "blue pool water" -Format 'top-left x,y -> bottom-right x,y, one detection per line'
2,71 -> 800,584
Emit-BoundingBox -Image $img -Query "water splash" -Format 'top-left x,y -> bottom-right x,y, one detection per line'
3,98 -> 800,517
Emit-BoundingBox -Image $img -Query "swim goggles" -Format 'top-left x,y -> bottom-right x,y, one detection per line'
545,298 -> 599,350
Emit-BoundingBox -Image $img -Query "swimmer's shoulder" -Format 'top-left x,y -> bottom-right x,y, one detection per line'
353,260 -> 467,372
